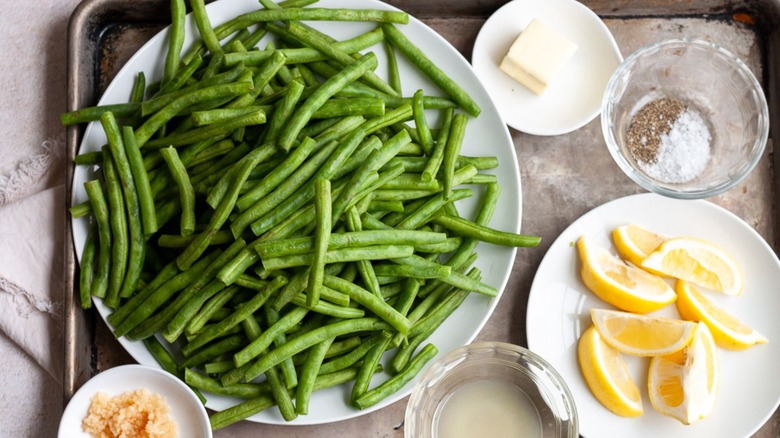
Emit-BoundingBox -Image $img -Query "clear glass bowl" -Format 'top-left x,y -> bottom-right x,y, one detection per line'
601,39 -> 769,199
404,342 -> 578,438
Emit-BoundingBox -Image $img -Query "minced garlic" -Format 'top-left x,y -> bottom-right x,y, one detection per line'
82,388 -> 177,438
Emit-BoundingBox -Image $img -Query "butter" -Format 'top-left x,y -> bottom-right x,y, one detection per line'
499,19 -> 578,95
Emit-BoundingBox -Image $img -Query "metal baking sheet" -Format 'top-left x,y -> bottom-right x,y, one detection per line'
63,0 -> 780,436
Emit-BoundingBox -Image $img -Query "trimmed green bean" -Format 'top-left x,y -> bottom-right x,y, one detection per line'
295,337 -> 334,415
354,343 -> 437,409
307,178 -> 331,306
383,24 -> 480,116
243,318 -> 391,381
159,146 -> 196,236
433,214 -> 542,247
100,149 -> 127,308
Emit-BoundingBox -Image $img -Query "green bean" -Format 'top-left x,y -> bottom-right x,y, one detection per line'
164,0 -> 186,84
264,306 -> 298,389
145,109 -> 266,148
367,200 -> 404,214
291,293 -> 364,319
157,230 -> 232,248
182,334 -> 246,368
345,207 -> 381,297
144,337 -> 207,404
331,129 -> 411,221
396,188 -> 472,231
312,98 -> 385,119
350,330 -> 392,403
307,178 -> 331,306
296,336 -> 334,415
433,214 -> 541,247
384,39 -> 401,94
182,276 -> 287,355
412,89 -> 434,155
74,152 -> 102,166
79,230 -> 98,308
135,82 -> 253,147
383,24 -> 480,116
163,281 -> 234,343
123,127 -> 158,236
191,105 -> 269,127
319,331 -> 391,375
190,0 -> 223,56
372,262 -> 449,281
263,80 -> 306,151
323,275 -> 411,334
231,139 -> 339,237
233,306 -> 309,368
157,54 -> 204,96
158,146 -> 196,236
185,284 -> 239,337
211,366 -> 377,430
286,22 -> 397,97
210,394 -> 276,430
185,368 -> 267,399
130,72 -> 147,103
108,261 -> 180,327
101,116 -> 145,300
243,318 -> 391,381
100,149 -> 127,308
268,365 -> 300,421
262,244 -> 414,271
277,52 -> 378,151
393,254 -> 496,297
422,107 -> 453,182
114,251 -> 220,338
60,102 -> 140,126
236,136 -> 318,211
379,173 -> 438,191
354,343 -> 437,409
249,128 -> 367,236
233,7 -> 409,25
442,113 -> 467,199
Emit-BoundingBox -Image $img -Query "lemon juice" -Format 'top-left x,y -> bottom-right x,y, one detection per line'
434,379 -> 542,438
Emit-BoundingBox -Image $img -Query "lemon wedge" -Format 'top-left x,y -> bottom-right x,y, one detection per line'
577,236 -> 676,313
590,308 -> 697,357
640,237 -> 743,296
675,280 -> 767,350
612,224 -> 667,268
648,322 -> 719,425
578,326 -> 643,417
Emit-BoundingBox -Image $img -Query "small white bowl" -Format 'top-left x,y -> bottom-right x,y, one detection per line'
59,364 -> 212,438
472,0 -> 622,135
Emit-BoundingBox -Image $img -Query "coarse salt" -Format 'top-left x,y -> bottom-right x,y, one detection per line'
639,109 -> 711,183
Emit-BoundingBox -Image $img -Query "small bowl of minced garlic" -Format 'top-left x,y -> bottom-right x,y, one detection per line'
601,38 -> 769,199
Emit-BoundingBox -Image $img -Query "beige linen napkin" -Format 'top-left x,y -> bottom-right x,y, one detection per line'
0,142 -> 65,381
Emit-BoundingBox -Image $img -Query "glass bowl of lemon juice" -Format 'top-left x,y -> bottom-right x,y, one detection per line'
405,342 -> 578,437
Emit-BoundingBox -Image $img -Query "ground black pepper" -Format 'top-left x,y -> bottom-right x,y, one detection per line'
626,98 -> 687,164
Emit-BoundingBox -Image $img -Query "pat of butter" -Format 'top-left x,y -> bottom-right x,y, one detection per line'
499,19 -> 578,95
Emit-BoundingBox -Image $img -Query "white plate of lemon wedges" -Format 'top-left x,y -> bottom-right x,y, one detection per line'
526,193 -> 780,438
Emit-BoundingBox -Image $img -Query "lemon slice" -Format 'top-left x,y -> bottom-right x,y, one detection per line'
675,280 -> 768,350
578,326 -> 643,417
640,237 -> 743,296
648,322 -> 719,425
590,308 -> 697,356
612,224 -> 667,268
577,236 -> 676,313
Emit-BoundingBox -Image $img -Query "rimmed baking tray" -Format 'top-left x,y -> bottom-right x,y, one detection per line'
63,0 -> 780,435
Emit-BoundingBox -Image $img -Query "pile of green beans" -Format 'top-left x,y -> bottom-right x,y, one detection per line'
63,0 -> 540,429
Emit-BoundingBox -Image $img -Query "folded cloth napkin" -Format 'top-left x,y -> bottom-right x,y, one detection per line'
0,141 -> 65,382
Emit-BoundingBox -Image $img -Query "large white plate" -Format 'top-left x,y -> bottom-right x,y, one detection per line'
526,193 -> 780,438
471,0 -> 622,136
71,0 -> 521,426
